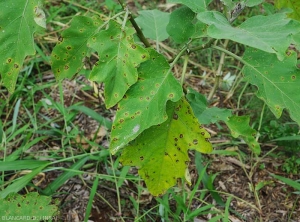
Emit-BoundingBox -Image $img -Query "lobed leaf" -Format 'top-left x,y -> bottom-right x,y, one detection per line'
51,15 -> 103,80
168,0 -> 213,13
166,6 -> 196,43
135,10 -> 170,42
120,98 -> 212,196
197,11 -> 300,60
88,20 -> 149,108
226,115 -> 260,154
243,48 -> 300,126
110,48 -> 182,153
0,0 -> 45,92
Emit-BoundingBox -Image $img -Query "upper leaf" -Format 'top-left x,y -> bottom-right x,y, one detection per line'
0,0 -> 44,92
110,49 -> 183,153
51,15 -> 102,80
197,11 -> 300,60
120,98 -> 212,196
168,0 -> 213,13
166,6 -> 196,43
135,10 -> 170,42
243,48 -> 300,125
88,20 -> 149,108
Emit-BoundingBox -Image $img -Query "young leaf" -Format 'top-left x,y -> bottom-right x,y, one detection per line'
51,15 -> 102,80
110,48 -> 182,153
0,0 -> 45,93
166,6 -> 196,43
275,0 -> 300,21
186,88 -> 232,124
197,11 -> 300,60
120,98 -> 212,196
135,10 -> 170,41
243,48 -> 300,126
225,115 -> 260,154
168,0 -> 213,13
88,20 -> 149,108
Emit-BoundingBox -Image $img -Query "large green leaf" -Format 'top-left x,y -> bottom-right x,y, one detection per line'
166,6 -> 196,43
243,48 -> 300,125
197,11 -> 300,60
120,98 -> 212,196
135,10 -> 170,41
226,115 -> 260,154
275,0 -> 300,21
110,49 -> 182,153
88,20 -> 149,108
168,0 -> 213,13
0,0 -> 45,92
51,15 -> 102,80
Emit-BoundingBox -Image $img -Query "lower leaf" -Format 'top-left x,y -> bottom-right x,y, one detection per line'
120,97 -> 212,196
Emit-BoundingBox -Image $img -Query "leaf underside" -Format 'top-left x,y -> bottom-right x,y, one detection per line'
168,0 -> 213,13
0,0 -> 43,92
110,48 -> 183,153
135,10 -> 170,42
120,98 -> 212,196
243,48 -> 300,126
197,11 -> 300,60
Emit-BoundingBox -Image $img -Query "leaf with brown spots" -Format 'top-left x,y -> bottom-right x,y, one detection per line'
243,48 -> 300,126
120,98 -> 212,196
110,48 -> 182,153
51,15 -> 103,80
88,20 -> 149,108
0,0 -> 45,93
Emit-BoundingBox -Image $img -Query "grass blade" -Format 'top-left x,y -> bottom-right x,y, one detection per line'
84,175 -> 99,222
0,164 -> 48,199
42,156 -> 89,195
0,160 -> 49,171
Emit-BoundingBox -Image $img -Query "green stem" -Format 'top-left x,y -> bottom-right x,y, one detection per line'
180,55 -> 189,86
208,40 -> 229,101
256,103 -> 265,141
237,81 -> 249,112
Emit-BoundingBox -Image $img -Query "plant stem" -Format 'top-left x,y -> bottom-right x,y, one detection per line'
208,39 -> 229,101
117,0 -> 151,48
256,103 -> 265,141
180,55 -> 189,86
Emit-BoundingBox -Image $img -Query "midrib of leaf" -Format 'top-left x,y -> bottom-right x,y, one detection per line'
244,59 -> 300,111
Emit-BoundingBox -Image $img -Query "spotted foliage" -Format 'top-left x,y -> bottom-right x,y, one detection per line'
51,15 -> 103,80
0,0 -> 44,92
120,98 -> 212,196
88,20 -> 149,108
110,48 -> 182,153
243,48 -> 300,126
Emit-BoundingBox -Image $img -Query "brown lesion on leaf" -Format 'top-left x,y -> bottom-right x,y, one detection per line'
177,147 -> 181,151
6,58 -> 12,64
64,65 -> 69,70
193,139 -> 198,145
140,156 -> 144,161
173,113 -> 178,120
114,93 -> 118,98
141,54 -> 146,59
66,46 -> 72,50
291,75 -> 296,80
179,134 -> 183,138
14,64 -> 19,69
168,93 -> 174,98
119,119 -> 124,123
131,44 -> 136,49
165,152 -> 168,156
